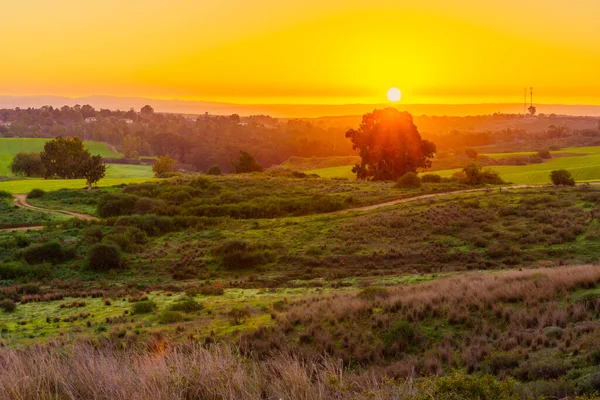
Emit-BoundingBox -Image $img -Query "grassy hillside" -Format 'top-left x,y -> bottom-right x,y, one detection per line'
0,138 -> 122,176
3,176 -> 600,397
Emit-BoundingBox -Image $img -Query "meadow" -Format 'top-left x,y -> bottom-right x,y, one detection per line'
307,146 -> 600,184
4,174 -> 600,397
0,138 -> 122,176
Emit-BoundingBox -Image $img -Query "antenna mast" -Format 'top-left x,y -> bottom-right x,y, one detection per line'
527,87 -> 537,116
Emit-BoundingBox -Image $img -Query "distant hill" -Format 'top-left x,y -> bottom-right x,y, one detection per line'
2,95 -> 600,118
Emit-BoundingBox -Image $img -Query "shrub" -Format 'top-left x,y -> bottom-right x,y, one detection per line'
13,234 -> 31,248
357,286 -> 391,300
396,172 -> 421,188
20,241 -> 65,265
465,148 -> 478,159
198,282 -> 225,296
131,301 -> 156,314
228,307 -> 250,325
207,166 -> 222,175
169,299 -> 203,313
0,299 -> 16,313
460,163 -> 504,185
421,174 -> 442,183
97,194 -> 138,218
27,189 -> 45,199
382,321 -> 419,351
153,156 -> 177,177
215,240 -> 273,270
551,169 -> 575,186
0,263 -> 53,281
87,243 -> 122,271
158,310 -> 184,324
103,233 -> 133,252
0,190 -> 11,199
84,226 -> 104,245
537,150 -> 551,159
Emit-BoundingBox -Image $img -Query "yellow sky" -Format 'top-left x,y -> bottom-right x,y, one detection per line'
2,0 -> 600,104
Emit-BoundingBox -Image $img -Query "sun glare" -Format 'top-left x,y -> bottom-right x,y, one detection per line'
387,88 -> 401,102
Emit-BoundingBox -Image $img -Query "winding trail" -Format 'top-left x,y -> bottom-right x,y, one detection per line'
0,194 -> 98,233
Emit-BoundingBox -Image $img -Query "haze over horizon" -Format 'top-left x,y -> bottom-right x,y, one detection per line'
2,0 -> 600,106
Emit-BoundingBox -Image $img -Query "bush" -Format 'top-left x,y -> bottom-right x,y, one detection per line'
97,194 -> 138,218
396,172 -> 421,188
84,226 -> 104,245
382,321 -> 419,351
159,310 -> 184,324
459,163 -> 504,185
228,307 -> 250,325
0,299 -> 16,313
357,286 -> 391,300
20,241 -> 66,265
551,169 -> 575,186
87,243 -> 122,271
132,300 -> 156,314
27,189 -> 45,199
537,150 -> 551,159
169,299 -> 203,313
215,240 -> 273,270
207,166 -> 222,175
0,190 -> 11,199
421,174 -> 442,183
0,263 -> 53,281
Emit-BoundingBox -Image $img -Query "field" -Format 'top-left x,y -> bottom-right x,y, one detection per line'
308,146 -> 600,184
5,173 -> 600,397
0,138 -> 122,176
0,164 -> 155,193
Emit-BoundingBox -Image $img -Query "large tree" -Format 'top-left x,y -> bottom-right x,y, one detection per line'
345,108 -> 436,181
40,136 -> 107,190
10,152 -> 45,177
41,136 -> 89,179
233,151 -> 263,173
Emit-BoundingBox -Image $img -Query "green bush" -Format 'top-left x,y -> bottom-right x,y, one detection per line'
158,310 -> 184,324
421,174 -> 442,183
537,150 -> 551,159
396,172 -> 422,188
97,193 -> 138,218
382,321 -> 419,351
357,286 -> 391,300
207,166 -> 222,175
0,299 -> 16,313
84,226 -> 104,244
169,299 -> 203,313
27,189 -> 45,199
551,169 -> 575,186
87,243 -> 122,271
414,371 -> 520,400
0,263 -> 53,281
131,300 -> 156,314
0,190 -> 11,199
20,241 -> 66,265
215,240 -> 273,270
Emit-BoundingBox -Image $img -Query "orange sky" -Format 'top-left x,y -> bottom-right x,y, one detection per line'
2,0 -> 600,104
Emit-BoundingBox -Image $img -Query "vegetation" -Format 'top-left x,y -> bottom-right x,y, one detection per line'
40,136 -> 107,190
86,243 -> 122,271
396,172 -> 422,188
345,108 -> 436,180
233,151 -> 264,173
9,152 -> 45,177
152,155 -> 177,177
552,169 -> 576,186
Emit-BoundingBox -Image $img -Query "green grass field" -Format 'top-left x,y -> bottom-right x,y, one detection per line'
0,164 -> 155,193
309,146 -> 600,184
0,138 -> 122,176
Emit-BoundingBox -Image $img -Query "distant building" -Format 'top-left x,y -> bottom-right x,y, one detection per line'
84,117 -> 98,123
123,119 -> 134,124
237,122 -> 248,126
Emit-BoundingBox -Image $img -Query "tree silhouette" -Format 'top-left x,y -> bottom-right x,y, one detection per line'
345,108 -> 436,181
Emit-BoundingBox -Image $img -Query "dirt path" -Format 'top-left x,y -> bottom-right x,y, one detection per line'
334,183 -> 599,215
0,194 -> 99,232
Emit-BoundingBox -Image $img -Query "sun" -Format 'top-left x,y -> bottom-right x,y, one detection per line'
387,88 -> 402,102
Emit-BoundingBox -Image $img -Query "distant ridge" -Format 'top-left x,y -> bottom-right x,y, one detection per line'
1,95 -> 600,118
